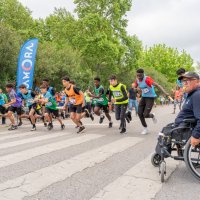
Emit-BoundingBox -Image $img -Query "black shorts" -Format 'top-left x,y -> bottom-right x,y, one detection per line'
8,106 -> 23,115
95,104 -> 109,113
28,103 -> 37,111
45,108 -> 59,118
0,105 -> 6,114
69,104 -> 82,114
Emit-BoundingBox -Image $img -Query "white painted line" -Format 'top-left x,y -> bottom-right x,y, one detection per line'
0,137 -> 143,200
0,132 -> 39,142
0,132 -> 70,150
0,134 -> 104,168
90,155 -> 179,200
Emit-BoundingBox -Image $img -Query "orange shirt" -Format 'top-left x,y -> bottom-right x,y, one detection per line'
65,85 -> 84,105
174,89 -> 182,100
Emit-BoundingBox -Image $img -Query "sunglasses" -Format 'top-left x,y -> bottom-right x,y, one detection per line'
182,78 -> 197,85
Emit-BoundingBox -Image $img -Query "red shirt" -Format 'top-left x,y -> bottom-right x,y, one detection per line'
135,76 -> 154,88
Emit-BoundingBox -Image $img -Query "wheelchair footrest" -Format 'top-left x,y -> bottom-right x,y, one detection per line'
174,156 -> 184,161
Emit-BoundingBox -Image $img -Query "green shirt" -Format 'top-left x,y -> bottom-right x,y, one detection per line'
94,85 -> 108,106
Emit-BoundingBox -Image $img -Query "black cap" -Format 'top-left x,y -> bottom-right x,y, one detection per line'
178,71 -> 200,80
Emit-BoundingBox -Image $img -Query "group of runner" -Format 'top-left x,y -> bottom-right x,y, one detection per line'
0,68 -> 186,135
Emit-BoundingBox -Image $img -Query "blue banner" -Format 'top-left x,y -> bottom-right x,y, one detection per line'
17,38 -> 39,90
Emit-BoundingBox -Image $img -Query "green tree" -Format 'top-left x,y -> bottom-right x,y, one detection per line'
0,0 -> 34,38
0,23 -> 22,87
139,44 -> 194,83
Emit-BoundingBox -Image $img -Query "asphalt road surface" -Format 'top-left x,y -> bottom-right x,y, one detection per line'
0,105 -> 199,200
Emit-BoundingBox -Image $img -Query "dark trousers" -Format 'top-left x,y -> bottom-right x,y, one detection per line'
115,103 -> 128,129
0,105 -> 6,124
138,97 -> 155,127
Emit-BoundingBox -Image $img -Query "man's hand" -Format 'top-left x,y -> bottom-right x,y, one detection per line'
191,136 -> 200,147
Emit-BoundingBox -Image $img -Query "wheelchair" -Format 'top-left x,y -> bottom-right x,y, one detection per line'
151,118 -> 200,182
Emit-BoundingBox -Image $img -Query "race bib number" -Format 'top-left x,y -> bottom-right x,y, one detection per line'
142,88 -> 150,94
98,98 -> 104,102
27,99 -> 34,104
113,91 -> 121,97
69,98 -> 76,104
46,102 -> 53,106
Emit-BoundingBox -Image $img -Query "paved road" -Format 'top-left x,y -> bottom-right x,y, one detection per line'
0,105 -> 199,200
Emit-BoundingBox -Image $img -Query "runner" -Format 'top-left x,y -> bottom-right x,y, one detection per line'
0,90 -> 6,125
38,85 -> 65,131
176,68 -> 187,107
18,84 -> 40,131
3,83 -> 23,130
62,76 -> 86,134
172,86 -> 183,114
128,85 -> 138,116
176,68 -> 186,88
42,79 -> 55,97
83,87 -> 94,121
108,75 -> 129,134
133,68 -> 169,135
88,77 -> 112,128
0,88 -> 7,125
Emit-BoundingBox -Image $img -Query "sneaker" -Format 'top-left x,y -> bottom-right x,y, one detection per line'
125,115 -> 130,123
99,115 -> 105,124
90,113 -> 94,121
77,126 -> 86,134
31,126 -> 36,131
8,125 -> 18,131
18,121 -> 23,126
47,123 -> 53,131
44,122 -> 47,127
109,121 -> 113,128
152,113 -> 157,124
85,109 -> 90,118
75,125 -> 79,129
120,128 -> 127,134
61,124 -> 65,130
127,111 -> 132,121
141,128 -> 148,135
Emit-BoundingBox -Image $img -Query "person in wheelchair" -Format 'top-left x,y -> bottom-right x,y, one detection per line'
175,71 -> 200,147
152,72 -> 200,182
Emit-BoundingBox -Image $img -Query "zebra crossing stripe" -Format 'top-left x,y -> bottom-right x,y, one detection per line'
90,155 -> 179,200
0,132 -> 71,150
0,137 -> 143,200
0,134 -> 104,168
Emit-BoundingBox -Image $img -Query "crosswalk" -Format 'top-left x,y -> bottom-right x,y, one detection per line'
0,125 -> 178,200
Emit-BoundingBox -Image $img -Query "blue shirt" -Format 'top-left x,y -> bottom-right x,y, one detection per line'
175,87 -> 200,139
0,94 -> 5,106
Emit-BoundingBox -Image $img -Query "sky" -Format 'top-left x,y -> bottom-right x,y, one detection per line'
18,0 -> 200,62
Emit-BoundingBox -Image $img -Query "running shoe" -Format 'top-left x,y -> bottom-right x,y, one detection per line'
141,128 -> 148,135
8,125 -> 18,131
99,115 -> 105,124
77,126 -> 86,134
90,113 -> 94,121
18,121 -> 23,126
31,126 -> 36,131
61,124 -> 65,130
109,121 -> 113,128
47,123 -> 53,131
120,128 -> 127,134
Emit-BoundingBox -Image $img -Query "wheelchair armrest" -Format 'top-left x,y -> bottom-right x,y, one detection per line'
169,126 -> 190,134
183,118 -> 197,124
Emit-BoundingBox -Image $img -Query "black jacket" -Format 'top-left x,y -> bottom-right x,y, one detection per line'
175,87 -> 200,139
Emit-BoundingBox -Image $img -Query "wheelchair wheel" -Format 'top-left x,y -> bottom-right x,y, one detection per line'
160,162 -> 166,183
151,153 -> 161,167
184,139 -> 200,181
